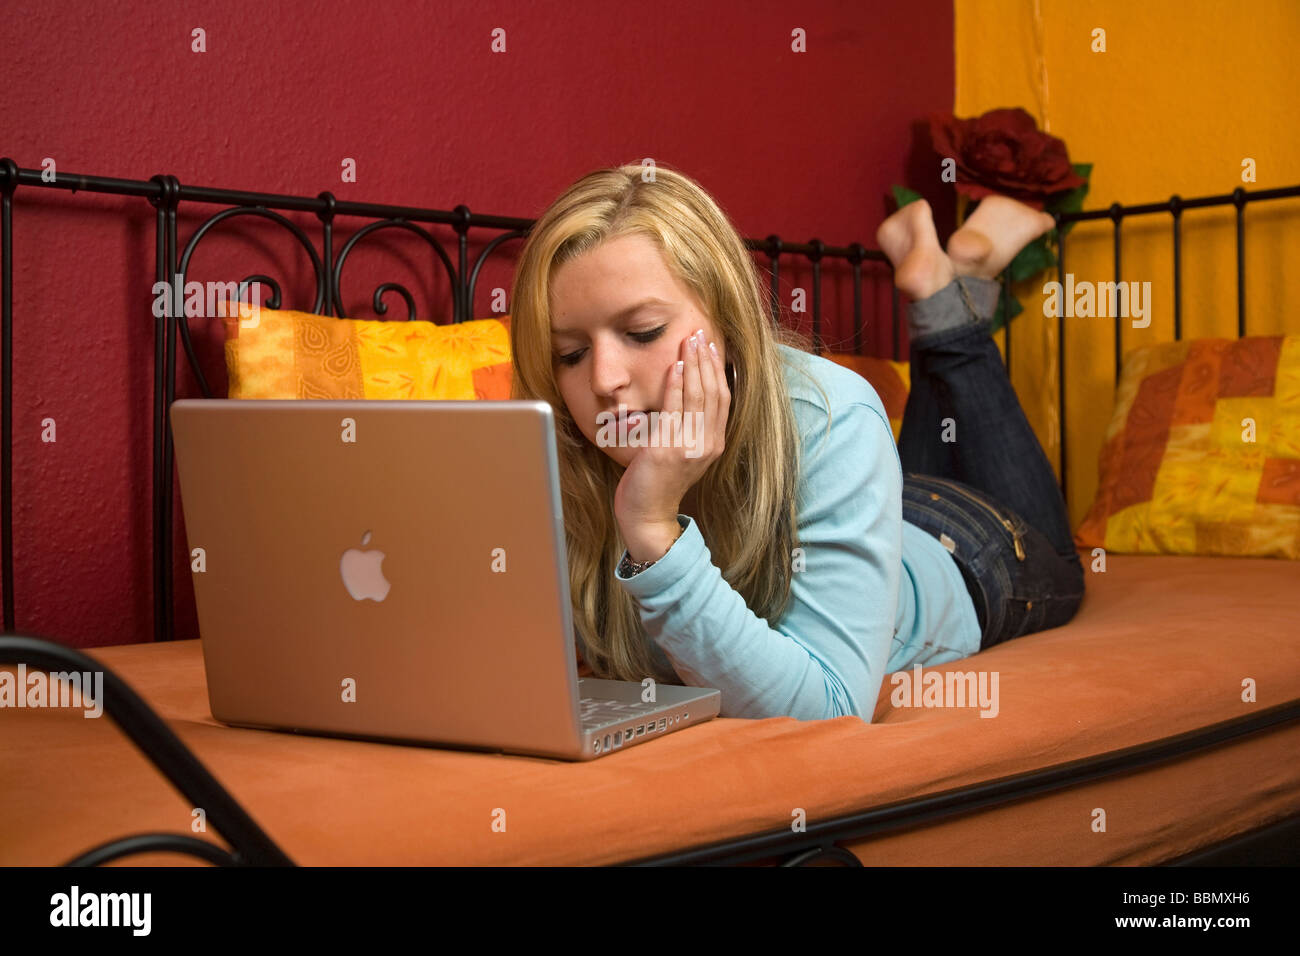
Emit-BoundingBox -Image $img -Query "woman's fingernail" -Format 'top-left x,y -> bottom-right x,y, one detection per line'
689,336 -> 698,350
708,342 -> 717,355
676,360 -> 684,375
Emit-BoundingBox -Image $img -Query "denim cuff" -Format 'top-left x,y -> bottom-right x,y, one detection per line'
957,276 -> 1001,320
906,279 -> 967,338
908,315 -> 995,353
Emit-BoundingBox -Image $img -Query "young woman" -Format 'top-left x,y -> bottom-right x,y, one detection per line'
509,164 -> 1085,721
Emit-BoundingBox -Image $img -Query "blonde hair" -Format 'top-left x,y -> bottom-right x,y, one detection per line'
509,163 -> 825,683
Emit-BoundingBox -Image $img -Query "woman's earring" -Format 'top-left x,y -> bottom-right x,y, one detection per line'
725,362 -> 737,391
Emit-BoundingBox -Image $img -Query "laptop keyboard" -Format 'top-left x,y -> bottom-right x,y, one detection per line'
579,697 -> 665,730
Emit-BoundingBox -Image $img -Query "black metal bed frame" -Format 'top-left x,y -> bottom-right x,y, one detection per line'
1,158 -> 1297,866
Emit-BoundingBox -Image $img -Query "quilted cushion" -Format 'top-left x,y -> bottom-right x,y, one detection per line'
1074,335 -> 1300,558
222,303 -> 512,400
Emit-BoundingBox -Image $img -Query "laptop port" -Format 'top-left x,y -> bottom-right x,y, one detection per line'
604,734 -> 612,749
614,731 -> 622,746
636,724 -> 645,736
658,718 -> 666,731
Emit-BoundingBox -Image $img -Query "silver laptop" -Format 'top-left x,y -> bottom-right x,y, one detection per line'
169,399 -> 720,761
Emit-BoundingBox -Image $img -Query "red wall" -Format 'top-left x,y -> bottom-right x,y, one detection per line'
1,0 -> 954,648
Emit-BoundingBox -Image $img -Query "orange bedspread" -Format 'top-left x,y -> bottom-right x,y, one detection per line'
3,551 -> 1298,865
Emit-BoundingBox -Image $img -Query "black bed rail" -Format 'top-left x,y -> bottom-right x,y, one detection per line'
2,159 -> 1298,644
3,165 -> 1299,871
626,695 -> 1300,866
6,627 -> 1295,867
0,634 -> 294,866
0,159 -> 904,641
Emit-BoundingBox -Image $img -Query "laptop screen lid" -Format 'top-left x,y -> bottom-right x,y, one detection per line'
169,399 -> 586,754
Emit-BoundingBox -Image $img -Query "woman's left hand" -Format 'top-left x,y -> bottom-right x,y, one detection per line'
614,328 -> 730,561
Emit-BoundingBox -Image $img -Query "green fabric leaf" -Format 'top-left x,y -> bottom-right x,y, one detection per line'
891,185 -> 924,210
1050,163 -> 1092,210
989,284 -> 1024,334
1047,162 -> 1092,237
1008,235 -> 1056,282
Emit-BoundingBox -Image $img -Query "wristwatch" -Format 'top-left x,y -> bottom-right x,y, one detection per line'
618,520 -> 685,577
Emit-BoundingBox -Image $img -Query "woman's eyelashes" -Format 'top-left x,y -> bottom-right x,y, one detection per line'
555,324 -> 668,367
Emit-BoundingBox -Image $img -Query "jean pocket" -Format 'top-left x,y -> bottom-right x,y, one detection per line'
913,475 -> 1026,563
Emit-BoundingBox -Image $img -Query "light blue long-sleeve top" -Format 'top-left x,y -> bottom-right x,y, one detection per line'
597,343 -> 982,721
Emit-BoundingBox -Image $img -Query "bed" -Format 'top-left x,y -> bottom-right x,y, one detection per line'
1,158 -> 1297,865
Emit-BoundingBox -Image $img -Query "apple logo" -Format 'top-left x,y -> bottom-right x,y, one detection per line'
340,531 -> 391,602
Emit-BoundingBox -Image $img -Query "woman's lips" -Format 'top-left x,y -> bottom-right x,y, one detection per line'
614,409 -> 652,425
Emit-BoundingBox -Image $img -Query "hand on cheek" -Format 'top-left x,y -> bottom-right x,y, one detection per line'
612,327 -> 732,563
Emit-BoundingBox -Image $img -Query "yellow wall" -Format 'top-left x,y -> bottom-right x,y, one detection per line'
954,0 -> 1300,528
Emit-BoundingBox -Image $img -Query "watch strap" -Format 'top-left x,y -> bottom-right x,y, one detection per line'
618,520 -> 685,578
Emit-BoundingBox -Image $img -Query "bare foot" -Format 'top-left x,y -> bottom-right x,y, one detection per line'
947,195 -> 1056,279
875,199 -> 954,301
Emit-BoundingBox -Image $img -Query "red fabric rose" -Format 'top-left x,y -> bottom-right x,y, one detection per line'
929,107 -> 1086,210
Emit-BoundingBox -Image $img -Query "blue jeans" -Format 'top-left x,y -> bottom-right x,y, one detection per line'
897,283 -> 1085,650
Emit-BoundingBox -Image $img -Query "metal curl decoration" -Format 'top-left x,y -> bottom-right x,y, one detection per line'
239,273 -> 282,310
334,218 -> 457,322
467,229 -> 529,319
174,206 -> 328,398
779,845 -> 863,867
372,282 -> 416,320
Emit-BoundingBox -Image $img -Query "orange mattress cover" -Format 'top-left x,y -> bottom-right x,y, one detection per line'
3,551 -> 1298,865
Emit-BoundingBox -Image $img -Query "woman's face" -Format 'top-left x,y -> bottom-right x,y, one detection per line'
549,232 -> 726,468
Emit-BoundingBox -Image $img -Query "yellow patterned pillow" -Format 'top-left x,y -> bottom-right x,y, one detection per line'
1075,334 -> 1300,558
222,304 -> 513,400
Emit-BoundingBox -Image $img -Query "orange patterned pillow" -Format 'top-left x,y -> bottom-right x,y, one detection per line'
823,353 -> 911,441
1075,335 -> 1300,558
222,304 -> 513,400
